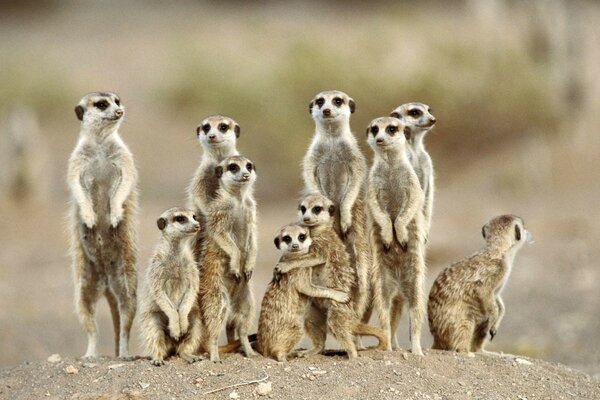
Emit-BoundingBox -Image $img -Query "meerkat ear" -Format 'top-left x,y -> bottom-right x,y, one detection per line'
274,236 -> 281,249
515,224 -> 521,241
390,111 -> 401,119
234,123 -> 240,138
215,166 -> 223,178
328,204 -> 335,216
403,126 -> 411,140
75,105 -> 84,121
349,99 -> 356,114
309,101 -> 314,114
196,126 -> 201,136
157,217 -> 167,231
481,224 -> 489,239
365,126 -> 370,138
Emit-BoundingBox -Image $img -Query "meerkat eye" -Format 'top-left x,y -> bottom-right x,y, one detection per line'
298,234 -> 306,242
409,109 -> 422,117
300,205 -> 307,214
219,123 -> 229,132
316,98 -> 325,107
313,206 -> 322,214
387,125 -> 397,135
228,164 -> 239,173
114,98 -> 120,106
428,107 -> 431,113
283,235 -> 292,244
192,214 -> 198,221
202,124 -> 210,133
246,163 -> 253,171
93,100 -> 109,110
333,97 -> 343,107
175,216 -> 188,224
371,126 -> 379,135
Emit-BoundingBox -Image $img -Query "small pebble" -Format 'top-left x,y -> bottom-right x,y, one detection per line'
256,381 -> 272,396
229,390 -> 240,399
402,353 -> 409,360
515,358 -> 533,366
108,363 -> 125,370
47,354 -> 61,363
64,365 -> 79,375
139,382 -> 150,390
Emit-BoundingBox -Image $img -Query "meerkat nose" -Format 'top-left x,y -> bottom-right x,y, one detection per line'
114,109 -> 123,118
242,173 -> 250,180
292,244 -> 299,250
376,138 -> 384,144
303,217 -> 310,223
208,134 -> 216,140
323,108 -> 331,117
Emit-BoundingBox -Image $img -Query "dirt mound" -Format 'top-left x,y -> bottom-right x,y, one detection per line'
1,350 -> 598,399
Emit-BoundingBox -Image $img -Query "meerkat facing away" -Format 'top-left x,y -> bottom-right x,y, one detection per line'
365,117 -> 426,355
390,103 -> 436,240
187,115 -> 241,260
303,90 -> 371,325
67,92 -> 138,359
139,208 -> 203,366
275,193 -> 388,359
428,215 -> 531,353
257,224 -> 349,362
198,155 -> 258,362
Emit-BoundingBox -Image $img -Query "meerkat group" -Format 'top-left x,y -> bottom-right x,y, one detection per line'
67,91 -> 530,366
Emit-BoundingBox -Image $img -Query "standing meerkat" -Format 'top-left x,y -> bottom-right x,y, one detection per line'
303,90 -> 371,323
257,224 -> 349,362
428,215 -> 531,353
275,193 -> 388,359
198,155 -> 258,362
366,116 -> 426,355
390,103 -> 436,239
139,207 -> 203,366
67,92 -> 138,359
187,115 -> 241,259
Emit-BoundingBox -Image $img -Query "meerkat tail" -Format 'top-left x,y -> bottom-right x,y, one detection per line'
218,333 -> 258,353
353,323 -> 388,350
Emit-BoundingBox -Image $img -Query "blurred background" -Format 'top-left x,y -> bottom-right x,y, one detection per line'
0,0 -> 598,377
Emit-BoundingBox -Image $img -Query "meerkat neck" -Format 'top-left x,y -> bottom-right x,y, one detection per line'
161,236 -> 192,257
315,119 -> 352,139
80,124 -> 120,143
203,145 -> 239,162
309,223 -> 330,236
410,130 -> 429,153
220,184 -> 251,202
376,145 -> 409,165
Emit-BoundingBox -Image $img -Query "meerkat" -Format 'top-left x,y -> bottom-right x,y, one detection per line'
257,224 -> 350,362
303,90 -> 371,324
274,193 -> 388,359
67,92 -> 138,359
138,207 -> 203,366
390,103 -> 436,239
198,155 -> 258,362
428,215 -> 531,353
366,116 -> 426,355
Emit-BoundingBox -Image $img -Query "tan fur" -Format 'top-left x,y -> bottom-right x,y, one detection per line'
67,92 -> 138,359
366,117 -> 426,355
428,215 -> 530,353
198,155 -> 258,362
138,207 -> 203,366
275,193 -> 388,359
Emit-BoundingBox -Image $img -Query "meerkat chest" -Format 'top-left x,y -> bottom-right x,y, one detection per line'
199,163 -> 220,204
312,141 -> 354,203
375,163 -> 410,217
230,205 -> 251,245
161,262 -> 193,301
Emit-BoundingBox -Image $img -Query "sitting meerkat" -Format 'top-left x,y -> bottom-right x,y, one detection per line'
138,207 -> 203,366
199,155 -> 258,362
428,215 -> 531,353
275,193 -> 388,359
257,224 -> 349,362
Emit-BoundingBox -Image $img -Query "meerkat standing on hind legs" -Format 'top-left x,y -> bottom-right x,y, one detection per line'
428,215 -> 531,354
390,103 -> 436,240
139,208 -> 203,366
303,90 -> 371,328
366,116 -> 426,356
67,92 -> 138,360
198,156 -> 258,362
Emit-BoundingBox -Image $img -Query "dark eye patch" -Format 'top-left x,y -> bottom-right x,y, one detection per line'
192,214 -> 198,221
202,124 -> 210,133
246,163 -> 253,172
515,225 -> 521,241
228,164 -> 239,173
174,215 -> 188,224
409,109 -> 422,117
114,98 -> 120,106
371,126 -> 379,135
283,235 -> 292,244
298,234 -> 306,242
93,100 -> 109,110
390,111 -> 401,119
386,125 -> 398,135
333,97 -> 344,107
313,206 -> 322,215
300,205 -> 307,214
316,97 -> 325,107
219,123 -> 229,132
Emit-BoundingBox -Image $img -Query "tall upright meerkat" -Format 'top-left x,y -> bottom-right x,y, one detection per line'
390,103 -> 436,239
187,115 -> 241,259
258,224 -> 350,361
428,215 -> 531,353
199,155 -> 258,362
303,90 -> 371,321
139,207 -> 203,366
67,92 -> 138,359
275,193 -> 388,359
366,117 -> 426,355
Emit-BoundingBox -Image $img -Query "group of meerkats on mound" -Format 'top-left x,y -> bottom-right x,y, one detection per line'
67,90 -> 531,366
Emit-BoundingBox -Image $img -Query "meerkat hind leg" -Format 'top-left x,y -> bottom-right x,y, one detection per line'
390,296 -> 405,350
298,304 -> 327,357
105,288 -> 121,357
178,316 -> 203,363
76,276 -> 103,359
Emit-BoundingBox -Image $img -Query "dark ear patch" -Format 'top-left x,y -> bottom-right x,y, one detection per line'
390,111 -> 401,119
365,126 -> 370,138
274,236 -> 281,249
309,101 -> 314,114
196,126 -> 201,136
157,217 -> 167,231
403,126 -> 411,140
215,166 -> 223,178
75,105 -> 84,121
328,204 -> 335,216
234,124 -> 240,138
349,99 -> 356,114
515,225 -> 521,241
482,224 -> 488,239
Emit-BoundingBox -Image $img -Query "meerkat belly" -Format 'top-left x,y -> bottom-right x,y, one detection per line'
82,156 -> 120,228
163,277 -> 190,308
377,168 -> 408,220
313,144 -> 352,204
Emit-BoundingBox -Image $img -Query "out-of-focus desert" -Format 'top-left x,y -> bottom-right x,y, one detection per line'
0,0 -> 599,380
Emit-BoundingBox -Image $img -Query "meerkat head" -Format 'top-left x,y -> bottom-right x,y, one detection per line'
196,115 -> 240,151
156,207 -> 200,238
481,214 -> 531,252
390,102 -> 436,141
274,223 -> 312,255
298,192 -> 335,227
75,92 -> 124,133
309,90 -> 355,128
366,116 -> 408,152
215,155 -> 256,192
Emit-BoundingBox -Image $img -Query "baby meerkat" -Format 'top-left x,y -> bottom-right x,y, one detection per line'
428,215 -> 531,353
257,224 -> 349,362
275,193 -> 388,359
139,207 -> 203,366
303,90 -> 371,322
366,117 -> 426,355
67,92 -> 138,359
390,103 -> 436,239
199,155 -> 258,362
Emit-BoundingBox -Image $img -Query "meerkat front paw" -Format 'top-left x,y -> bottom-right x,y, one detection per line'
489,326 -> 497,341
179,317 -> 189,336
381,224 -> 394,252
109,204 -> 124,228
181,353 -> 203,364
80,207 -> 97,229
168,320 -> 181,341
273,265 -> 284,281
394,223 -> 409,250
332,291 -> 350,303
243,270 -> 253,282
340,211 -> 353,237
150,358 -> 165,366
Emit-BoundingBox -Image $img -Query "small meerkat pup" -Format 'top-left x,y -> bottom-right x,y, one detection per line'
257,224 -> 349,362
139,208 -> 203,366
199,155 -> 258,362
275,193 -> 388,359
390,103 -> 436,239
67,92 -> 138,359
366,116 -> 426,356
303,90 -> 371,324
428,215 -> 531,354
